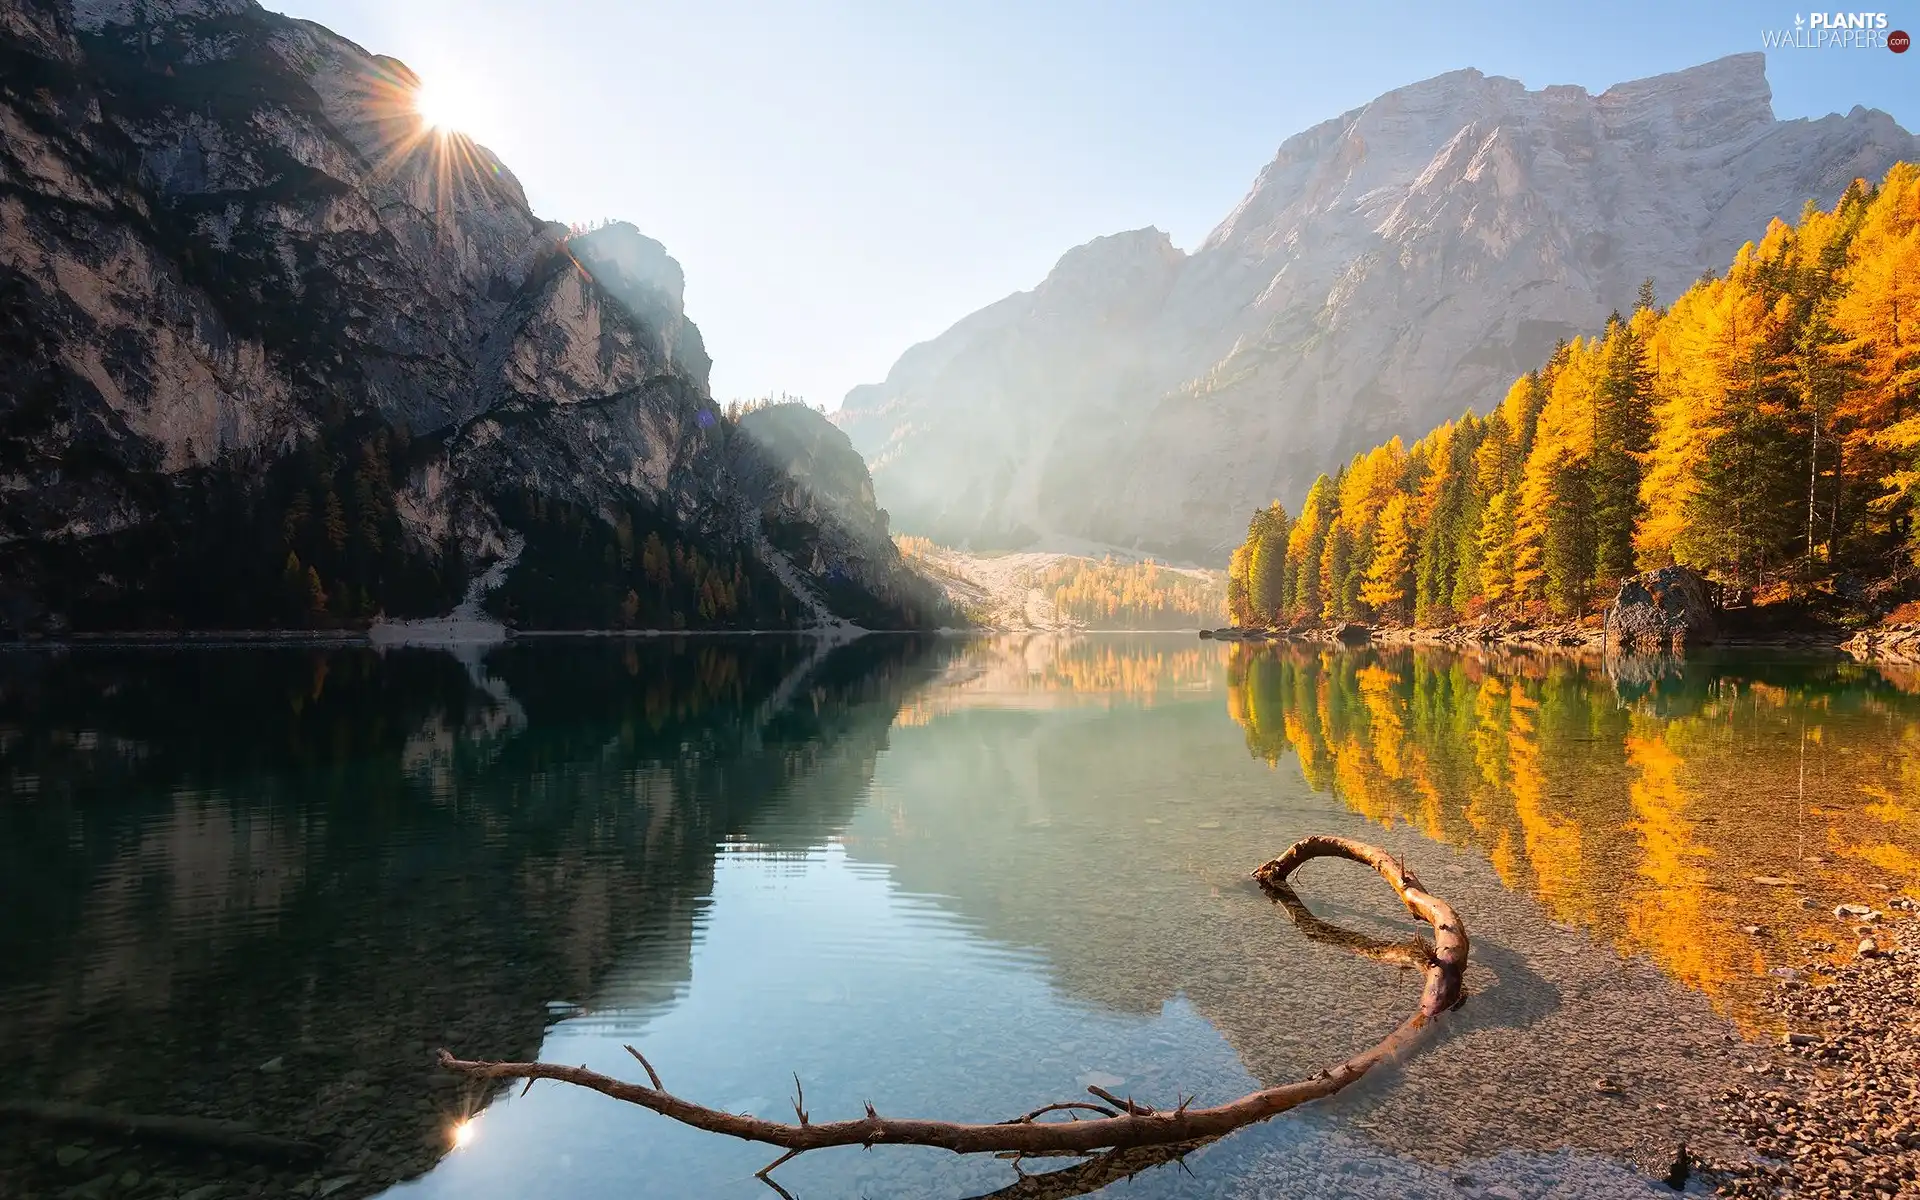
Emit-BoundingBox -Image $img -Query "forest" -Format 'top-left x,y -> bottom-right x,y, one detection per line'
1033,556 -> 1225,629
1226,163 -> 1920,629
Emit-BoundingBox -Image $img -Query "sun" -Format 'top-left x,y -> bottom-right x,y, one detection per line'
412,81 -> 467,134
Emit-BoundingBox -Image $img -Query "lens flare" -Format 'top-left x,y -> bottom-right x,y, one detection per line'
451,1118 -> 477,1149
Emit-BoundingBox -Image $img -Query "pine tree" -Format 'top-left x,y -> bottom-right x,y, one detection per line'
1591,319 -> 1653,588
323,489 -> 348,555
1286,475 -> 1337,620
1246,502 -> 1292,622
1794,308 -> 1850,570
1359,494 -> 1414,620
1543,457 -> 1596,615
282,552 -> 306,622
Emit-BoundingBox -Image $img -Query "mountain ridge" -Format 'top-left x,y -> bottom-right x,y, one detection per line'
0,0 -> 946,634
836,52 -> 1920,559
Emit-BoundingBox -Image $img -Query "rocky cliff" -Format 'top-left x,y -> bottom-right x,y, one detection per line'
0,0 -> 942,633
836,54 -> 1920,560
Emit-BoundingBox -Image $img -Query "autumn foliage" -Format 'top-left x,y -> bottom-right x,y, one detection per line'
1227,164 -> 1920,628
1036,556 -> 1225,629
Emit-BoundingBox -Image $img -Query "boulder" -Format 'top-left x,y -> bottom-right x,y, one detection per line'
1332,622 -> 1373,646
1605,566 -> 1719,652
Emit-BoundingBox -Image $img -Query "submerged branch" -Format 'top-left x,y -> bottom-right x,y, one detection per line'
439,835 -> 1468,1183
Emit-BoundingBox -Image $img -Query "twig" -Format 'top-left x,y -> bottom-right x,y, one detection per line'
1083,1086 -> 1154,1116
623,1045 -> 664,1091
754,1147 -> 801,1199
1000,1101 -> 1120,1124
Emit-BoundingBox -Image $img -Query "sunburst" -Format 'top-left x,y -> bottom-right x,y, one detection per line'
351,63 -> 511,224
411,81 -> 468,134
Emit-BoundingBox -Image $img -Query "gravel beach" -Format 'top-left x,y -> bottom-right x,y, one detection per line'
1713,901 -> 1919,1198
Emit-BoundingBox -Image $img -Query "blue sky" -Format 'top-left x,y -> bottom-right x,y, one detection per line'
268,0 -> 1918,410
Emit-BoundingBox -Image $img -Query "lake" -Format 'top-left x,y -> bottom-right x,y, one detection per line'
2,636 -> 1915,1199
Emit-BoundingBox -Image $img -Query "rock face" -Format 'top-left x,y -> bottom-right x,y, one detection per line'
0,0 -> 937,633
836,54 -> 1920,560
731,402 -> 949,628
1606,566 -> 1719,651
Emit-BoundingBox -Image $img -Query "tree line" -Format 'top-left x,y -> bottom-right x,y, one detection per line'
1034,557 -> 1225,629
1227,163 -> 1920,628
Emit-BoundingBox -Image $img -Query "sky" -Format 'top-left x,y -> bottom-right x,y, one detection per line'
268,0 -> 1918,411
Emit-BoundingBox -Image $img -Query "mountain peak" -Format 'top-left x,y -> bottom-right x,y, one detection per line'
1597,52 -> 1775,134
1042,227 -> 1182,288
847,56 -> 1917,558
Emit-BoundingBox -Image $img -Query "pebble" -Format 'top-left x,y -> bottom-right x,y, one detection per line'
1716,914 -> 1920,1199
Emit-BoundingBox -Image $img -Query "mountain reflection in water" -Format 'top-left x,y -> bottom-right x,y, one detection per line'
0,636 -> 1914,1199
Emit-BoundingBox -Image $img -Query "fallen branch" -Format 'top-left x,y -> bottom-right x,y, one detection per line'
440,835 -> 1467,1183
972,1139 -> 1211,1199
0,1100 -> 324,1162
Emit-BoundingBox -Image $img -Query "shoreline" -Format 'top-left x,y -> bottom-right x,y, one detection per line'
0,626 -> 1226,650
1200,621 -> 1920,665
1,626 -> 894,650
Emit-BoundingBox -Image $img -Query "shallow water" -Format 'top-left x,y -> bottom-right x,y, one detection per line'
0,636 -> 1914,1198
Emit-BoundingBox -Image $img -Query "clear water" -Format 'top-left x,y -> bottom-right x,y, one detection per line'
1,636 -> 1914,1199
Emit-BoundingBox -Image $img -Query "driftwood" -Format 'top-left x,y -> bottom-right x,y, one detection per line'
0,1099 -> 324,1162
440,835 -> 1467,1192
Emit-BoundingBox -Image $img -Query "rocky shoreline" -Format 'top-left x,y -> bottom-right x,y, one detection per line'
1711,905 -> 1919,1198
1199,621 -> 1854,654
1838,623 -> 1920,665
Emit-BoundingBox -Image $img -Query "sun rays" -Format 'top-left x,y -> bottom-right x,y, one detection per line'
351,62 -> 511,222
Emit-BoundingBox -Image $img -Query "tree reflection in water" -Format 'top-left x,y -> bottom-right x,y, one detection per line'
1225,644 -> 1920,1023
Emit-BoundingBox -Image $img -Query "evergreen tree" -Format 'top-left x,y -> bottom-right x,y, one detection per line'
1286,475 -> 1336,620
1246,502 -> 1292,622
1543,458 -> 1596,615
1591,319 -> 1653,588
1359,494 -> 1414,620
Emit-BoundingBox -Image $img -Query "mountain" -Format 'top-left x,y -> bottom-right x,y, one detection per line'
836,54 -> 1920,560
0,0 -> 944,635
